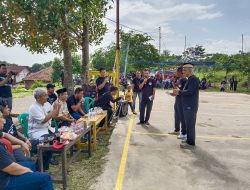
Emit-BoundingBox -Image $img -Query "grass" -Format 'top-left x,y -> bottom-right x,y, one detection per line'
12,86 -> 33,98
52,128 -> 114,190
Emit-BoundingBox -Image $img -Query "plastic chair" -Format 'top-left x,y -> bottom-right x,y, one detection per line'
18,113 -> 29,138
84,97 -> 95,113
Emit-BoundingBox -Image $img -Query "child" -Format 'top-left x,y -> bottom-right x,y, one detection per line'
125,85 -> 137,115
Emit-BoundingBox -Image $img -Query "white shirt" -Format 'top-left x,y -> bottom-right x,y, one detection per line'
28,102 -> 53,140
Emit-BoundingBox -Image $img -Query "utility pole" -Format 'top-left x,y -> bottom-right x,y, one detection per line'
124,40 -> 130,77
242,34 -> 244,54
184,35 -> 187,52
115,0 -> 120,89
159,26 -> 161,54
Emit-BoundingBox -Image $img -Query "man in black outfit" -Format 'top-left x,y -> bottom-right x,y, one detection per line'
131,71 -> 143,111
169,67 -> 187,140
46,83 -> 57,105
173,63 -> 199,149
137,68 -> 156,126
96,68 -> 110,97
95,86 -> 122,125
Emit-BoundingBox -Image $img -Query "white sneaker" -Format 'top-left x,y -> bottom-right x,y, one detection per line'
177,134 -> 187,140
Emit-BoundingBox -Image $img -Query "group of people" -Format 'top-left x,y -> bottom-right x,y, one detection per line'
221,76 -> 238,92
169,63 -> 199,149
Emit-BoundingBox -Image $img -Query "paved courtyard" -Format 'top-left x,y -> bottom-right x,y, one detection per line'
91,90 -> 250,190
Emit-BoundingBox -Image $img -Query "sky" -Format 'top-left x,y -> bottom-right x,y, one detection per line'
0,0 -> 250,66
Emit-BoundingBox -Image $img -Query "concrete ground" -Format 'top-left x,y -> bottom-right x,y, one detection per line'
91,90 -> 250,190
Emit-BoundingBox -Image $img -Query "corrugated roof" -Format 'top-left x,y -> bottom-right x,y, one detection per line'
23,67 -> 53,82
7,65 -> 31,74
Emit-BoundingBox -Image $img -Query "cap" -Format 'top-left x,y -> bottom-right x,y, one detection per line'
52,140 -> 69,149
182,62 -> 194,68
46,83 -> 55,89
56,88 -> 67,95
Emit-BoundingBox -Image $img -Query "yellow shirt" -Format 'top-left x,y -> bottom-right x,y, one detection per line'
125,90 -> 133,103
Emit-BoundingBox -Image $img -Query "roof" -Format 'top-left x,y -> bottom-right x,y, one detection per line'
23,67 -> 53,82
7,65 -> 31,74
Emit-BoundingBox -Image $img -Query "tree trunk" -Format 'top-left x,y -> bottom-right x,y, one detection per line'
62,32 -> 74,94
81,24 -> 90,91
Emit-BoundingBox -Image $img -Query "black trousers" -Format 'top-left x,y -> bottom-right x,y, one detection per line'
128,102 -> 134,112
174,98 -> 187,135
183,109 -> 197,145
140,99 -> 153,123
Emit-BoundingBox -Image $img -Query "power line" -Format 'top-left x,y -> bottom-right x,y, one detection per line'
105,17 -> 158,35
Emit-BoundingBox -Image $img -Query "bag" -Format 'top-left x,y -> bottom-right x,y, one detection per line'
115,101 -> 128,117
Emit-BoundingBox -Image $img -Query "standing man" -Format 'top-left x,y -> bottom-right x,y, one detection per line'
96,68 -> 110,98
138,68 -> 156,126
0,64 -> 16,111
169,67 -> 187,139
46,83 -> 57,105
132,71 -> 143,112
173,63 -> 199,149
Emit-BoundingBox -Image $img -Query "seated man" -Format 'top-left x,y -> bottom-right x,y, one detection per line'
47,83 -> 57,105
67,87 -> 85,120
0,103 -> 32,162
0,132 -> 54,190
56,88 -> 74,127
95,86 -> 123,124
28,88 -> 60,171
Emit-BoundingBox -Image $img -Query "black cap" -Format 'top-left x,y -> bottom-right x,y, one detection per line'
46,83 -> 55,89
56,88 -> 67,95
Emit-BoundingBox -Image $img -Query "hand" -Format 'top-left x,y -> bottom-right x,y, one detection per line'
170,93 -> 176,97
104,77 -> 109,83
25,139 -> 32,149
21,143 -> 30,156
151,95 -> 155,100
120,95 -> 124,100
173,89 -> 180,95
143,78 -> 148,83
7,72 -> 13,79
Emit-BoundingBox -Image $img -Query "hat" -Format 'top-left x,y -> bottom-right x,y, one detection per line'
46,83 -> 55,89
52,140 -> 69,149
56,88 -> 67,95
182,63 -> 194,68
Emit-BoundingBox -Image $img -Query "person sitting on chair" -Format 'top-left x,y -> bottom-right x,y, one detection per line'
67,87 -> 85,120
0,103 -> 32,162
95,86 -> 123,125
0,129 -> 54,190
56,88 -> 74,127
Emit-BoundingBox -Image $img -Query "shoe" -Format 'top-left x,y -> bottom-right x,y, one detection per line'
50,159 -> 59,165
144,121 -> 150,126
133,112 -> 137,115
180,142 -> 195,149
177,134 -> 187,140
137,122 -> 144,125
168,131 -> 180,135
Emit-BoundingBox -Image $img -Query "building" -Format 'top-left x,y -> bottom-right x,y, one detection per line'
6,66 -> 31,83
23,67 -> 53,89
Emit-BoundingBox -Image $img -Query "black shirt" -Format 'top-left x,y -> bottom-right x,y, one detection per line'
47,93 -> 57,105
141,78 -> 156,100
180,75 -> 199,112
0,143 -> 15,189
132,77 -> 143,93
0,74 -> 13,98
84,85 -> 97,99
95,92 -> 121,109
3,115 -> 19,139
96,77 -> 110,96
67,95 -> 80,114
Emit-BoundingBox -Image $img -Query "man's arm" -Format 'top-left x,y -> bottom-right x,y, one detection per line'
2,163 -> 32,175
2,133 -> 30,155
139,78 -> 147,89
97,78 -> 108,90
0,73 -> 12,86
